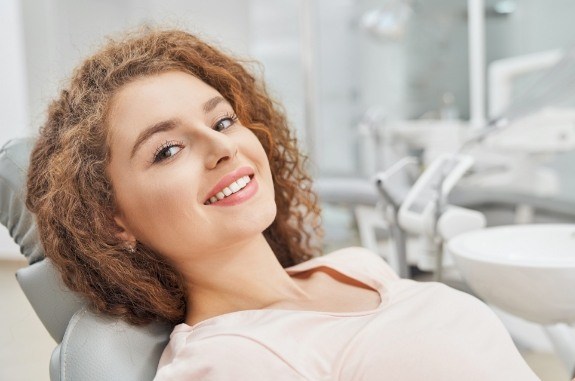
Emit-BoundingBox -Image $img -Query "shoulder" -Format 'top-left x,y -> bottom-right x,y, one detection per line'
326,246 -> 400,283
324,246 -> 388,264
287,247 -> 399,286
155,333 -> 307,381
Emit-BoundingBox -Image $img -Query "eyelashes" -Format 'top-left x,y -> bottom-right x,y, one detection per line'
214,112 -> 238,132
150,113 -> 239,164
152,140 -> 184,164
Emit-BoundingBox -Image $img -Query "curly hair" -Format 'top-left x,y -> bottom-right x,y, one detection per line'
25,28 -> 323,326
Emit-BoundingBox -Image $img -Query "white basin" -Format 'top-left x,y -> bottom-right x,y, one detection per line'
447,224 -> 575,325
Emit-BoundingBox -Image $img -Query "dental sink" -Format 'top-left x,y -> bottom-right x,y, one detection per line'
447,224 -> 575,325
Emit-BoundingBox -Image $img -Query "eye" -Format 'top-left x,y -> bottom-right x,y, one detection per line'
213,113 -> 238,132
152,141 -> 184,163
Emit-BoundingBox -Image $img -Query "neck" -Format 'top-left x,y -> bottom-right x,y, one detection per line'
179,234 -> 310,326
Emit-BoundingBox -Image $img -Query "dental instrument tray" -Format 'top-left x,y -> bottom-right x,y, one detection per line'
398,153 -> 474,236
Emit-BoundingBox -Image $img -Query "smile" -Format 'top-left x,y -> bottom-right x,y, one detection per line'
204,175 -> 252,205
204,166 -> 258,206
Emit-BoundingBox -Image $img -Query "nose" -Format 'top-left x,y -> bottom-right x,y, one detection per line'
203,129 -> 238,169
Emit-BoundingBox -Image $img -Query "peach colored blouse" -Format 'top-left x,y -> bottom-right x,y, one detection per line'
154,247 -> 540,381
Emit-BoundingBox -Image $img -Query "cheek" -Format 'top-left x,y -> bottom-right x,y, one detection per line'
244,131 -> 273,183
116,169 -> 201,243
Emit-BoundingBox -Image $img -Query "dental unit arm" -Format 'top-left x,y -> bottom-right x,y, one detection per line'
373,157 -> 418,278
396,153 -> 486,278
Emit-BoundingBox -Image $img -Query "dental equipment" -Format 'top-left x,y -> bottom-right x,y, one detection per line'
373,157 -> 418,278
375,37 -> 575,279
360,0 -> 413,41
357,107 -> 387,177
488,49 -> 563,119
396,153 -> 485,280
448,223 -> 575,377
375,152 -> 485,281
468,0 -> 487,128
397,154 -> 474,237
442,44 -> 575,372
472,42 -> 575,146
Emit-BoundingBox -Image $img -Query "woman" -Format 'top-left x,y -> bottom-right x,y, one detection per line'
26,29 -> 540,380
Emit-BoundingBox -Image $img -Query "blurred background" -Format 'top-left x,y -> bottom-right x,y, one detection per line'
2,0 -> 575,380
3,0 -> 575,173
2,0 -> 575,248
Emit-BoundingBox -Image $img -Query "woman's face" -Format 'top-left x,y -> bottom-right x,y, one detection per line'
107,71 -> 276,264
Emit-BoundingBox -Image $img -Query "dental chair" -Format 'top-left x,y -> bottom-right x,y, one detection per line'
0,138 -> 171,381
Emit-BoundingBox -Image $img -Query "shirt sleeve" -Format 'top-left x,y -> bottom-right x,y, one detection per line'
154,334 -> 309,381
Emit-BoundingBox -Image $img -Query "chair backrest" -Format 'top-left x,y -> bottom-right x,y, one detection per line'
0,138 -> 171,381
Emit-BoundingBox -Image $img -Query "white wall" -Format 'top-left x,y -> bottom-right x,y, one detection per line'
20,0 -> 251,133
0,0 -> 29,144
248,0 -> 306,148
0,0 -> 30,259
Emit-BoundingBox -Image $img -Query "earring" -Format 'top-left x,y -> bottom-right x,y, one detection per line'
125,242 -> 136,253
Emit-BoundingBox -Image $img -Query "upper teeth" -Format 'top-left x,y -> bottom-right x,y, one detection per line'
206,175 -> 251,204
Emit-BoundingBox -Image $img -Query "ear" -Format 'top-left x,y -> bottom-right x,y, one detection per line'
113,212 -> 137,245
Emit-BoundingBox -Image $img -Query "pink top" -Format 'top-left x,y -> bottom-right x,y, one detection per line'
154,247 -> 540,381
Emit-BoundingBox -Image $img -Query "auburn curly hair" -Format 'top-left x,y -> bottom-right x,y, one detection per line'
26,28 -> 323,326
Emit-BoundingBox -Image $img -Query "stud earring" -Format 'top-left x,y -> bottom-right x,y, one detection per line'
125,242 -> 136,253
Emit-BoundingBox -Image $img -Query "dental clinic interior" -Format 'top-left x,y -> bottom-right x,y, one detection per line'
3,0 -> 575,380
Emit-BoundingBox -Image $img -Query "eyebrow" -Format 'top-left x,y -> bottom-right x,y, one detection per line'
130,96 -> 229,159
203,96 -> 227,114
130,119 -> 179,159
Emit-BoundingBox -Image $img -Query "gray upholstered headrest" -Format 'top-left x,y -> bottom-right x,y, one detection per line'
0,138 -> 44,264
0,138 -> 85,342
1,137 -> 171,381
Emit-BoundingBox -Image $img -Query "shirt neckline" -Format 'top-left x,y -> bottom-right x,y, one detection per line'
176,255 -> 392,332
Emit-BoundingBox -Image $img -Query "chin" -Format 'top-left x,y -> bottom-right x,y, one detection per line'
258,200 -> 277,229
248,200 -> 277,235
227,198 -> 276,235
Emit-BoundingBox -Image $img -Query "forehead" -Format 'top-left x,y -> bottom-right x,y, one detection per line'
111,71 -> 219,113
106,71 -> 222,141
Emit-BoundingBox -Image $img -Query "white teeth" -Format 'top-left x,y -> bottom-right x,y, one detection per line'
206,175 -> 253,205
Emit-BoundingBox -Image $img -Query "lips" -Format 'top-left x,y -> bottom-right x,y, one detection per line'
204,166 -> 255,205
